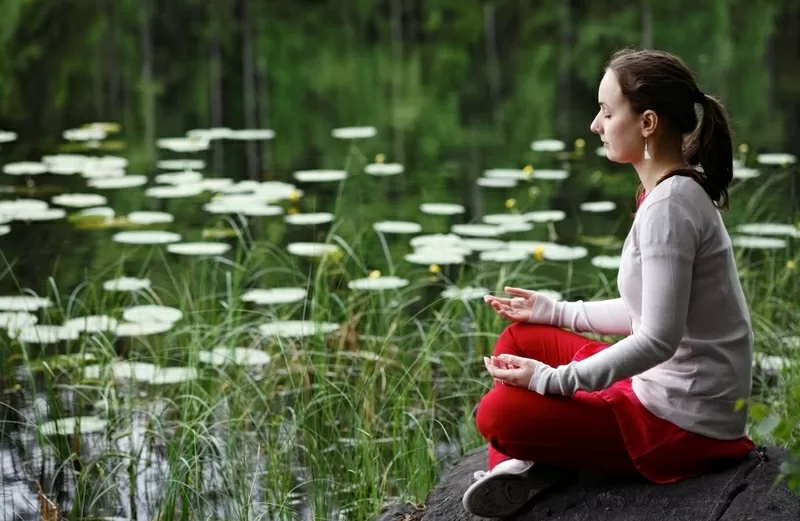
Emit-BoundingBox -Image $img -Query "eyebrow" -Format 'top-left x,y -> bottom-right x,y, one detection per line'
599,102 -> 610,109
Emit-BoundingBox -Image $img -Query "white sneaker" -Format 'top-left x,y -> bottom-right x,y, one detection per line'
462,459 -> 551,518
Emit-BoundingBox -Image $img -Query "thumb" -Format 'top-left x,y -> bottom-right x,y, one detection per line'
497,353 -> 527,366
504,286 -> 533,298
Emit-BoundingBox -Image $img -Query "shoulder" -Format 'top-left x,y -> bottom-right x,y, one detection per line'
638,174 -> 713,224
644,173 -> 709,208
635,175 -> 708,250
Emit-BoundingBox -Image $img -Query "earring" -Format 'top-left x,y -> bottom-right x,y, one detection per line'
644,138 -> 651,160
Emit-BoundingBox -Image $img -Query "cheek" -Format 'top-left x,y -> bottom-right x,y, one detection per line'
606,121 -> 623,141
606,121 -> 637,160
609,121 -> 637,146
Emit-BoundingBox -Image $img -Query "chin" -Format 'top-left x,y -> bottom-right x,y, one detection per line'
605,150 -> 632,164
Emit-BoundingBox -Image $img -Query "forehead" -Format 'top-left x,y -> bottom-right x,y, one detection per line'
598,70 -> 624,105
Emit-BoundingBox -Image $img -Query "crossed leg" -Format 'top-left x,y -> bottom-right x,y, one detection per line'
475,322 -> 640,477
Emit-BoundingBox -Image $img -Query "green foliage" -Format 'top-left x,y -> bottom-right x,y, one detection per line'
0,0 -> 795,165
0,1 -> 798,517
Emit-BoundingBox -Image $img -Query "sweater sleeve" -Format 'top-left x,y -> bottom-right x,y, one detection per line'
529,197 -> 698,396
554,298 -> 632,336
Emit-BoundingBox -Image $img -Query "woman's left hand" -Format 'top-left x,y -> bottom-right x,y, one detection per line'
484,354 -> 543,390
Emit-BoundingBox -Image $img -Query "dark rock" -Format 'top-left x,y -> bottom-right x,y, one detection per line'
374,502 -> 426,521
385,445 -> 799,521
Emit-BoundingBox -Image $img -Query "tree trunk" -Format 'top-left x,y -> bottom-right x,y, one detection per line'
777,3 -> 800,214
94,0 -> 104,119
557,0 -> 573,140
241,0 -> 258,181
641,0 -> 653,49
210,5 -> 224,177
254,1 -> 271,175
139,0 -> 155,165
107,0 -> 120,121
468,124 -> 484,219
390,0 -> 405,164
484,3 -> 502,130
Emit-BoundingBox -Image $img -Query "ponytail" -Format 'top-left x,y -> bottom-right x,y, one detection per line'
683,94 -> 734,211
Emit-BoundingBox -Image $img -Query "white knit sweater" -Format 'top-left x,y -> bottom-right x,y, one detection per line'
530,175 -> 753,440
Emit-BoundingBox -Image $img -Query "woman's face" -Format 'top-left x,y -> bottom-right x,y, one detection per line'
590,70 -> 644,164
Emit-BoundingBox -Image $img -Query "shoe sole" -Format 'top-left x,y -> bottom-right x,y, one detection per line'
462,467 -> 552,518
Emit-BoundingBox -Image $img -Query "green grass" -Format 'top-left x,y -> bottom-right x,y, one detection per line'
1,221 -> 798,520
1,162 -> 799,519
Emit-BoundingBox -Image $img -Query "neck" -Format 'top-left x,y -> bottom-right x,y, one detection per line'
632,144 -> 689,193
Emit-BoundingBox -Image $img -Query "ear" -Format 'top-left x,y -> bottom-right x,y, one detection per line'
640,109 -> 658,138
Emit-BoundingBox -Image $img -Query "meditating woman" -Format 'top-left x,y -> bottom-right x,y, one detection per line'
463,48 -> 756,518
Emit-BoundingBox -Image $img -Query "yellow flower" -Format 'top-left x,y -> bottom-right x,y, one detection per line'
523,165 -> 534,174
289,190 -> 302,202
84,122 -> 121,133
375,153 -> 385,163
323,248 -> 344,262
533,246 -> 545,261
505,198 -> 516,209
429,264 -> 441,274
787,260 -> 797,270
738,143 -> 749,154
574,138 -> 585,148
368,269 -> 381,279
288,207 -> 299,215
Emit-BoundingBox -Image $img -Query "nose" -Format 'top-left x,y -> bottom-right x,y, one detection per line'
590,115 -> 600,135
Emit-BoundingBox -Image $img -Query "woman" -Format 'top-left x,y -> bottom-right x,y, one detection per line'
462,48 -> 756,518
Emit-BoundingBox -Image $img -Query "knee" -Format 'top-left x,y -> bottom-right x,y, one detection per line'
492,322 -> 560,356
475,389 -> 501,440
476,387 -> 527,441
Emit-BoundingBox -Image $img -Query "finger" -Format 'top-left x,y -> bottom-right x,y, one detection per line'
496,300 -> 515,311
497,309 -> 518,322
497,353 -> 527,367
491,356 -> 509,369
506,311 -> 530,322
491,301 -> 507,313
504,287 -> 534,298
487,366 -> 520,383
495,356 -> 520,370
483,296 -> 512,307
485,295 -> 516,306
492,356 -> 519,369
490,304 -> 510,318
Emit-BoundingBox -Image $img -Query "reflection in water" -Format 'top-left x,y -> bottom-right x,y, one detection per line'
0,402 -> 324,520
0,98 -> 793,521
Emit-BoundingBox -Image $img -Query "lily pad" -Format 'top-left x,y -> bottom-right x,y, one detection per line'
348,276 -> 409,290
258,320 -> 341,338
103,277 -> 151,292
166,242 -> 231,256
112,231 -> 182,245
38,416 -> 108,436
122,305 -> 183,324
241,288 -> 307,305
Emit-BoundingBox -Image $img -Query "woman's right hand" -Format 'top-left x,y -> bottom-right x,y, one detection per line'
483,286 -> 558,325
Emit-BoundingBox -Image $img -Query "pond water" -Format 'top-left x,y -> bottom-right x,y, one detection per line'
0,127 -> 797,520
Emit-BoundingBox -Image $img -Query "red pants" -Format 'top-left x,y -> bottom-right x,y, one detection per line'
476,322 -> 756,483
476,323 -> 641,477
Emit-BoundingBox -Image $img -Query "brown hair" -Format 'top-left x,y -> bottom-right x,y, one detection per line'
607,48 -> 734,211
